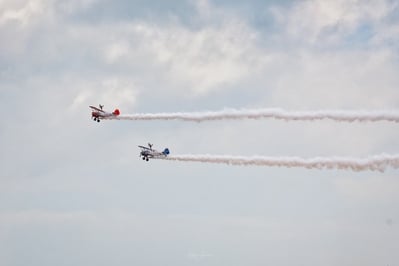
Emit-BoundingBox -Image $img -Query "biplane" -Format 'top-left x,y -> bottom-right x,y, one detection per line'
138,143 -> 170,161
89,104 -> 120,122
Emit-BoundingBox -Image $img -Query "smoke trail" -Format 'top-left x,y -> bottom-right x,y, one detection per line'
111,108 -> 399,123
163,154 -> 399,172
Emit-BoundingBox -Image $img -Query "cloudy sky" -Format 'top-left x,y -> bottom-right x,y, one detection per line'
1,0 -> 399,265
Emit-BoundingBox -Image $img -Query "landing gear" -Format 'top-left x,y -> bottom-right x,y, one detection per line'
146,158 -> 149,161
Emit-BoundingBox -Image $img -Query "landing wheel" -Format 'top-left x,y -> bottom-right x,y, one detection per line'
97,119 -> 100,122
146,158 -> 149,161
142,157 -> 146,160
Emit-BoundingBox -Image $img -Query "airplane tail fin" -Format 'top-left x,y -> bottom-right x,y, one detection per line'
162,148 -> 170,156
113,109 -> 120,116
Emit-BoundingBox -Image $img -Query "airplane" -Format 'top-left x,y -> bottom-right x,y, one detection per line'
89,104 -> 120,122
138,143 -> 170,161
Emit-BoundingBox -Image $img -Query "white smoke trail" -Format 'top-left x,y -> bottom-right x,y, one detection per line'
111,108 -> 399,123
163,154 -> 399,172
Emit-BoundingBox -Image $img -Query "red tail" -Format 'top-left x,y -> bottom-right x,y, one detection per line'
113,109 -> 120,116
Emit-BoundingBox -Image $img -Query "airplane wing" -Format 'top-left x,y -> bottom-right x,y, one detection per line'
138,145 -> 151,150
89,105 -> 105,113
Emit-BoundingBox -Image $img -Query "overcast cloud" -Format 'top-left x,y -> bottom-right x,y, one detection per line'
1,0 -> 399,265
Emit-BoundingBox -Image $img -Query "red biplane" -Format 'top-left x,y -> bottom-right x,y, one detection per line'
89,104 -> 120,122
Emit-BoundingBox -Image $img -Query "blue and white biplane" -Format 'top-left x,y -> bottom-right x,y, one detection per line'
138,143 -> 170,161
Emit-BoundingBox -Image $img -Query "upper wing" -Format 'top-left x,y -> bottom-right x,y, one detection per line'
138,145 -> 151,150
89,106 -> 105,113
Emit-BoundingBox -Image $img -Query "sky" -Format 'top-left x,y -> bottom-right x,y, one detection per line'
1,0 -> 399,265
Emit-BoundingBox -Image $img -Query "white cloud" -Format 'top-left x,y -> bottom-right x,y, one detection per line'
0,0 -> 51,27
266,49 -> 399,109
0,0 -> 267,98
272,0 -> 394,45
39,0 -> 267,96
94,19 -> 265,96
142,21 -> 261,95
68,77 -> 138,112
54,0 -> 98,15
103,41 -> 130,64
